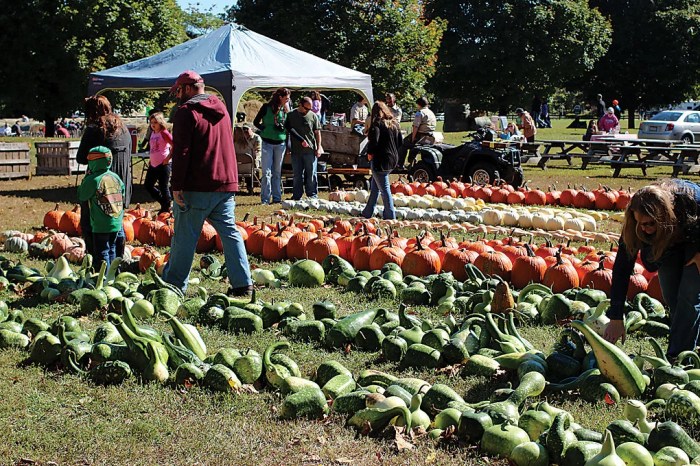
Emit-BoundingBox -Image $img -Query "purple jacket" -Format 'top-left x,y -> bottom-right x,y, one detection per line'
171,94 -> 238,192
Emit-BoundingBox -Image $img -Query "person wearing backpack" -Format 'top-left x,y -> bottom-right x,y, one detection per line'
77,146 -> 125,270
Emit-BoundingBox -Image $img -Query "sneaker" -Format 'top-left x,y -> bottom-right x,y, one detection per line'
227,285 -> 254,297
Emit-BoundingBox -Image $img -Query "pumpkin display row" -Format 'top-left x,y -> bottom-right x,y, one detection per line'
286,197 -> 607,232
235,217 -> 661,302
383,177 -> 632,211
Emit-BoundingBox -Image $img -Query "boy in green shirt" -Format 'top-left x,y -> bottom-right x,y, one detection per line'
78,146 -> 125,269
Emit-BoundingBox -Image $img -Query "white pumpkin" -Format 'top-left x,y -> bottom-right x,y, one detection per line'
440,198 -> 456,210
531,213 -> 550,230
354,190 -> 369,203
564,218 -> 585,232
482,210 -> 503,226
580,216 -> 597,232
518,212 -> 534,229
545,216 -> 566,231
502,210 -> 520,227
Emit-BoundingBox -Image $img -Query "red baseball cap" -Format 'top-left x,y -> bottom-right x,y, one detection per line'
170,70 -> 204,93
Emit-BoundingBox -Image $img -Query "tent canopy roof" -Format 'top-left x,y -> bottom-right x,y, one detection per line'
88,23 -> 373,117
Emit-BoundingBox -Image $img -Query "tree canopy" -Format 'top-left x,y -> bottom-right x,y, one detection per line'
423,0 -> 612,113
228,0 -> 446,108
586,0 -> 700,123
0,0 -> 187,129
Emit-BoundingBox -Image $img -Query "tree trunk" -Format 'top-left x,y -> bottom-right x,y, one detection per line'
627,109 -> 635,129
44,115 -> 55,137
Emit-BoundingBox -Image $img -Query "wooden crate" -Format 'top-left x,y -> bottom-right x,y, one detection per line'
35,141 -> 83,175
321,128 -> 366,155
0,142 -> 31,180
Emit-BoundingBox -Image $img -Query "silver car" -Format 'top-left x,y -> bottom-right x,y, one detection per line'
638,110 -> 700,143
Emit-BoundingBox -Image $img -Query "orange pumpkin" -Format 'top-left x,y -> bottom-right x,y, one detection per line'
401,238 -> 441,277
246,222 -> 271,256
128,203 -> 149,218
262,228 -> 290,261
441,248 -> 479,281
474,250 -> 513,281
511,244 -> 547,289
581,260 -> 613,296
626,272 -> 649,300
353,244 -> 377,271
542,251 -> 579,293
58,204 -> 81,235
43,203 -> 65,230
154,220 -> 174,247
196,222 -> 217,253
369,238 -> 406,271
138,247 -> 161,273
306,232 -> 340,263
287,229 -> 318,260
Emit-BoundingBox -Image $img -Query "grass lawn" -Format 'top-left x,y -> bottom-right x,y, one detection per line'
0,119 -> 693,464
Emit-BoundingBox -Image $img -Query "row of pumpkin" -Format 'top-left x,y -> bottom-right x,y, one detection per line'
381,178 -> 632,211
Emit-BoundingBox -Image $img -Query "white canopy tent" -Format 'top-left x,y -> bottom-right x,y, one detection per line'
88,23 -> 373,119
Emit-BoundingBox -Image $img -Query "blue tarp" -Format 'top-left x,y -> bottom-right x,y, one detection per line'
88,23 -> 373,119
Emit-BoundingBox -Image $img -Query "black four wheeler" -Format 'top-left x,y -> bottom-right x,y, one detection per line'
406,127 -> 524,188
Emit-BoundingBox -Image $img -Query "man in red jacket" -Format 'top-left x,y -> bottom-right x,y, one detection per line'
163,70 -> 252,296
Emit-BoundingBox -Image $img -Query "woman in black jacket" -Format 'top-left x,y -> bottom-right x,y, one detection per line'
76,95 -> 132,258
361,101 -> 402,220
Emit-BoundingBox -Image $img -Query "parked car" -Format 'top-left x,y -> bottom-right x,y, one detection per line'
435,112 -> 445,121
637,110 -> 700,143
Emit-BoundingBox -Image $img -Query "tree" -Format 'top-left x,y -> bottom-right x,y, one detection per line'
423,0 -> 612,113
586,0 -> 700,127
181,5 -> 226,38
227,0 -> 445,108
0,0 -> 187,135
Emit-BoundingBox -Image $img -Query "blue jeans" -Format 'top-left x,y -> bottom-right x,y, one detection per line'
93,232 -> 117,270
163,191 -> 251,292
291,151 -> 317,200
260,141 -> 285,204
361,166 -> 396,220
654,244 -> 700,358
80,201 -> 125,260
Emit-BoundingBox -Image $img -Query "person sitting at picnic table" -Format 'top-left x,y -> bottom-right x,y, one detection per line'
499,121 -> 521,140
582,119 -> 599,141
598,107 -> 620,133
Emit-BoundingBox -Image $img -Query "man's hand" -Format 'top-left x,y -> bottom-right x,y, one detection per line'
603,319 -> 626,344
173,190 -> 185,208
686,251 -> 700,274
301,140 -> 309,148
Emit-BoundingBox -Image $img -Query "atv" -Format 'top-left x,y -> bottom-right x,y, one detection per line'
407,127 -> 524,187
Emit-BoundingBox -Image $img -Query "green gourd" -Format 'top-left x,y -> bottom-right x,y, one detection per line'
481,422 -> 530,458
510,441 -> 549,466
280,387 -> 329,420
545,412 -> 578,464
142,340 -> 169,384
347,405 -> 412,434
584,430 -> 625,466
232,349 -> 262,384
570,320 -> 647,397
263,341 -> 292,390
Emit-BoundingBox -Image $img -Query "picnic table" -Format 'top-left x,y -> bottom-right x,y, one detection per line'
607,143 -> 700,177
533,139 -> 616,169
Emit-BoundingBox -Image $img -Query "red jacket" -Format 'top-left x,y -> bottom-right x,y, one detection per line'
171,94 -> 238,192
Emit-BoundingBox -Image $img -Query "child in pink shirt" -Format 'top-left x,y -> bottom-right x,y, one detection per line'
144,112 -> 173,213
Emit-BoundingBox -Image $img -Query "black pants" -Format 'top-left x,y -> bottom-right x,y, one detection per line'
144,163 -> 172,212
397,132 -> 430,167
